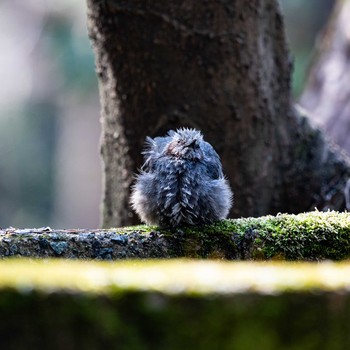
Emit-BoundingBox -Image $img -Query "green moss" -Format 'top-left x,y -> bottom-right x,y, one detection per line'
108,211 -> 350,261
114,225 -> 158,234
200,211 -> 348,260
251,211 -> 350,260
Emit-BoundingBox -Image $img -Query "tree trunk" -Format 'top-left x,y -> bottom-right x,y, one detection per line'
300,0 -> 350,155
86,0 -> 350,227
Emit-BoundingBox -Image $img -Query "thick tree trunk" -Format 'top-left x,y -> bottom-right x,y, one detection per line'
86,0 -> 350,227
300,0 -> 350,155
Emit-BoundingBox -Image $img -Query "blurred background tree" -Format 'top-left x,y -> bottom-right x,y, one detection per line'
281,0 -> 335,97
0,0 -> 338,228
299,0 -> 350,155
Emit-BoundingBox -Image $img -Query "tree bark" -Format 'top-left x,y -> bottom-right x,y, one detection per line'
300,0 -> 350,155
86,0 -> 350,227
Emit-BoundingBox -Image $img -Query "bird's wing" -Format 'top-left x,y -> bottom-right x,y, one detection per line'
141,135 -> 172,171
201,141 -> 224,179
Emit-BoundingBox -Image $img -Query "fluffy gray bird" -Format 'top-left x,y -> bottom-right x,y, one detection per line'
130,128 -> 233,227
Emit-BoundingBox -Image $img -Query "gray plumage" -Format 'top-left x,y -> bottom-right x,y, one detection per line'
130,128 -> 233,227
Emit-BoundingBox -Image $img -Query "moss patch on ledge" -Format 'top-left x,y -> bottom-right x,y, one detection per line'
1,259 -> 350,349
150,210 -> 350,260
117,210 -> 350,260
228,210 -> 350,260
1,211 -> 350,260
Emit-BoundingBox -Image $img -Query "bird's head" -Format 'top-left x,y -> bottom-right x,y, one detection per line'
165,128 -> 204,161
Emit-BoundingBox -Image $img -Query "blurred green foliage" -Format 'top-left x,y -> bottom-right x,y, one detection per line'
280,0 -> 335,97
0,5 -> 98,228
43,15 -> 97,93
0,103 -> 57,226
